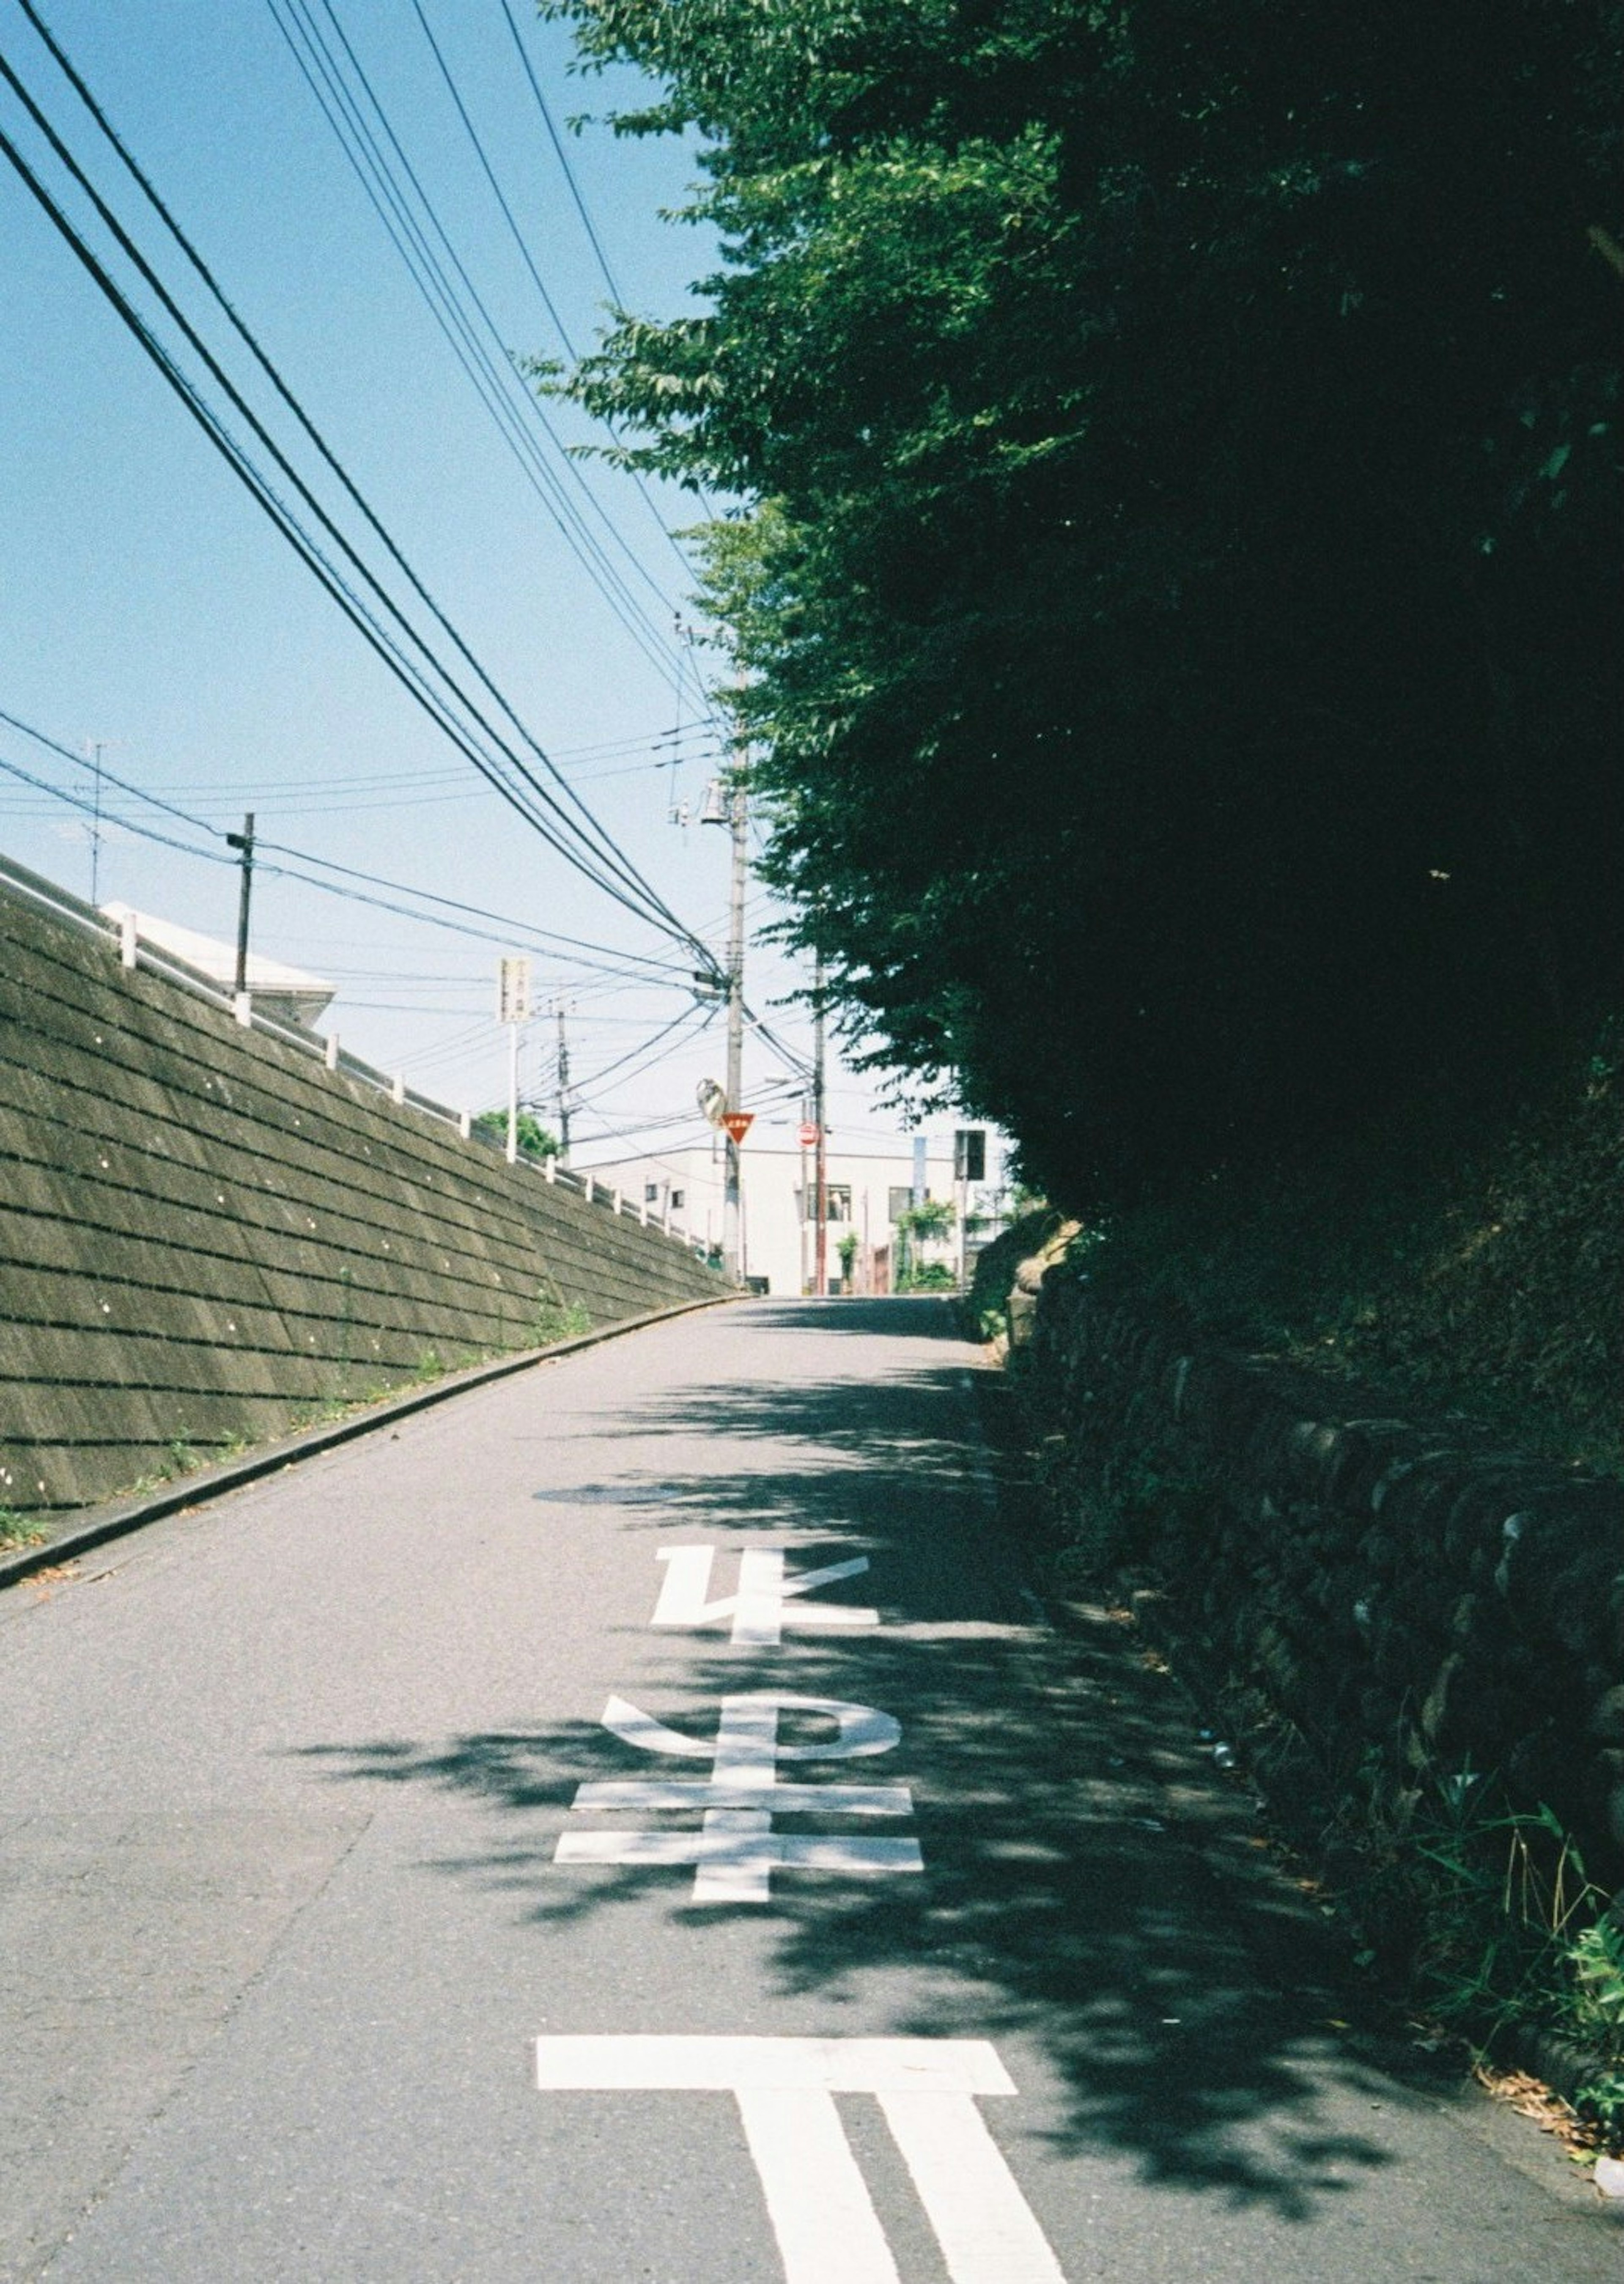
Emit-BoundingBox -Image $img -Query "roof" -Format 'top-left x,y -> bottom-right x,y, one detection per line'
100,904 -> 335,1023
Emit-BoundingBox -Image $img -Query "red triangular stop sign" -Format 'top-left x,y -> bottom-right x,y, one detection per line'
721,1111 -> 754,1144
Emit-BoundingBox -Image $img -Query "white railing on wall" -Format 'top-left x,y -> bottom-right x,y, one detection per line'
0,852 -> 708,1259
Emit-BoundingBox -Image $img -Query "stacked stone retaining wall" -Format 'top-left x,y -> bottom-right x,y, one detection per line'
0,875 -> 724,1512
1021,1262 -> 1624,1886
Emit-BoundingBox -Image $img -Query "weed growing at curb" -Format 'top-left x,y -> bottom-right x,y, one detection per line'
0,1506 -> 46,1549
534,1281 -> 592,1346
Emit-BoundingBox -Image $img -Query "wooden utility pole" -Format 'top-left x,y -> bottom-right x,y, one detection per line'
227,812 -> 255,996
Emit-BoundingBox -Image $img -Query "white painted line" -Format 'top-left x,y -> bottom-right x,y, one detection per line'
554,1815 -> 923,1906
532,2039 -> 1064,2281
571,1778 -> 914,1815
599,1692 -> 902,1770
534,2035 -> 1016,2096
879,2089 -> 1067,2283
738,2086 -> 900,2284
559,1694 -> 923,1901
653,1544 -> 880,1645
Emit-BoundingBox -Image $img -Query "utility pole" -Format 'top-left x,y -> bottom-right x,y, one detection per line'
555,999 -> 572,1167
88,740 -> 104,905
723,764 -> 748,1284
812,949 -> 828,1296
227,812 -> 255,996
798,1108 -> 812,1297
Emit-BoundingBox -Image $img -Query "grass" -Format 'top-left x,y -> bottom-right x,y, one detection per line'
1310,1754 -> 1624,2150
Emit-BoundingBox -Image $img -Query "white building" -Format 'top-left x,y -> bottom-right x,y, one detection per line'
100,903 -> 335,1031
577,1131 -> 980,1295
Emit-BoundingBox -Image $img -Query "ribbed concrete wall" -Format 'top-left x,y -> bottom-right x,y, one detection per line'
1018,1269 -> 1624,1888
0,877 -> 724,1513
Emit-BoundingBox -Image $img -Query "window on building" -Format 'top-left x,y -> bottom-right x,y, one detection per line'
826,1184 -> 852,1223
670,1190 -> 685,1209
888,1186 -> 913,1225
645,1182 -> 660,1204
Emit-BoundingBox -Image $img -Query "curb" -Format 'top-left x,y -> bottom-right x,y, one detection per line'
0,1290 -> 743,1592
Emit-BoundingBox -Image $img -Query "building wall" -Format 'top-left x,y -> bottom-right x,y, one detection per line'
0,875 -> 724,1514
582,1137 -> 963,1294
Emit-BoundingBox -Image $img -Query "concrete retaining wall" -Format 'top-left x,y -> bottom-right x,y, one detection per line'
0,872 -> 724,1512
1020,1261 -> 1624,1886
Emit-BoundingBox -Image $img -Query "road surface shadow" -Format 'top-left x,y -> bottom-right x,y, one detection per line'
292,1305 -> 1435,2221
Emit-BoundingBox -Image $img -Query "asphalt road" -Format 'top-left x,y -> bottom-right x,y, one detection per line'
0,1296 -> 1616,2281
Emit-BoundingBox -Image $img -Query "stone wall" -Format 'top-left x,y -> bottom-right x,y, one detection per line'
1018,1259 -> 1624,1887
0,873 -> 724,1513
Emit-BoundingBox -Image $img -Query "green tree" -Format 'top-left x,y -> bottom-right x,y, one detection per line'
546,0 -> 1622,1206
896,1198 -> 955,1245
472,1108 -> 559,1159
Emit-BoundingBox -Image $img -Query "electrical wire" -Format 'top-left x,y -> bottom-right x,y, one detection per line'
252,837 -> 691,978
4,1 -> 712,960
404,0 -> 577,361
0,748 -> 230,866
268,0 -> 682,650
0,703 -> 218,834
0,98 -> 573,887
492,0 -> 711,584
567,1000 -> 714,1104
0,706 -> 706,986
495,0 -> 623,307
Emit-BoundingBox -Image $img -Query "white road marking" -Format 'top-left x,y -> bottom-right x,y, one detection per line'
878,2088 -> 1066,2282
533,2037 -> 1065,2282
738,2087 -> 900,2284
653,1544 -> 880,1645
554,1693 -> 923,1903
534,2036 -> 1016,2093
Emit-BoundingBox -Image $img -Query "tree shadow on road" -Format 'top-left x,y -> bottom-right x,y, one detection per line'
290,1300 -> 1420,2224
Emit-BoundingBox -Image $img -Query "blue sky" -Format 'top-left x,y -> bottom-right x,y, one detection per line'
0,0 -> 927,1163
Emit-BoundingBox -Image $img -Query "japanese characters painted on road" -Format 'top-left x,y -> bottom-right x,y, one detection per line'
553,1692 -> 923,1905
651,1544 -> 879,1647
534,2037 -> 1067,2284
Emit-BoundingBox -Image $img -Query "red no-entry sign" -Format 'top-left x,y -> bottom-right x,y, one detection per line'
798,1121 -> 820,1148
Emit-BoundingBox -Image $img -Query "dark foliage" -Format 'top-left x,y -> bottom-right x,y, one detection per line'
549,0 -> 1622,1203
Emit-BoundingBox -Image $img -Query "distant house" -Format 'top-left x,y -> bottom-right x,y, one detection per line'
576,1131 -> 985,1295
100,904 -> 335,1032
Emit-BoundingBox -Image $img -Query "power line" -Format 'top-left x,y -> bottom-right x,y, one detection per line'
492,0 -> 710,586
0,702 -> 217,835
496,0 -> 623,307
5,0 -> 698,931
404,0 -> 578,361
267,0 -> 682,657
0,705 -> 704,985
0,28 -> 714,965
583,999 -> 716,1090
0,747 -> 229,867
252,838 -> 693,979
